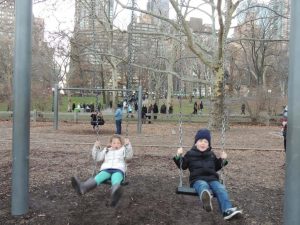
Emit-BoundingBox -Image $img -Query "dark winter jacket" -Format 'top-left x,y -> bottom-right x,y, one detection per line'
173,146 -> 225,186
153,103 -> 158,113
282,123 -> 287,138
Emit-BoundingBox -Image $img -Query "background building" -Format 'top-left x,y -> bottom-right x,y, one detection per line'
0,0 -> 55,109
270,0 -> 290,39
147,0 -> 169,20
70,0 -> 123,88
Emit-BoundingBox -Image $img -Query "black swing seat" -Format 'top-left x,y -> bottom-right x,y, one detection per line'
176,185 -> 220,197
176,186 -> 198,196
91,118 -> 105,126
103,179 -> 129,186
90,113 -> 105,128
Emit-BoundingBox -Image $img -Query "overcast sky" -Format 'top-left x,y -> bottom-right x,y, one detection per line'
32,0 -> 147,34
32,0 -> 214,36
33,0 -> 75,33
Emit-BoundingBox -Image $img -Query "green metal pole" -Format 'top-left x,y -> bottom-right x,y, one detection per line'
52,87 -> 54,112
284,0 -> 300,224
11,0 -> 32,216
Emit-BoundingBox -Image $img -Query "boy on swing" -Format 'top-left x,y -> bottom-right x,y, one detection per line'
174,128 -> 242,220
71,134 -> 133,207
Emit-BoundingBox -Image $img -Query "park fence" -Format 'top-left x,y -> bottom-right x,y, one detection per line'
0,110 -> 282,126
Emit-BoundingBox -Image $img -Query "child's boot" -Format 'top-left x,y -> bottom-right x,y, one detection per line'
71,177 -> 97,195
110,184 -> 123,207
200,189 -> 213,212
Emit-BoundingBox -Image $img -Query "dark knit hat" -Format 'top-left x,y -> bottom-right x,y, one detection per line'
194,128 -> 211,146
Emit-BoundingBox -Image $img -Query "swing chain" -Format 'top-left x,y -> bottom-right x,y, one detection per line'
91,142 -> 102,176
125,100 -> 129,137
219,0 -> 231,186
178,90 -> 184,147
178,90 -> 184,188
96,123 -> 100,140
177,0 -> 185,188
219,110 -> 227,185
178,91 -> 184,188
221,110 -> 227,152
125,0 -> 136,138
179,157 -> 183,187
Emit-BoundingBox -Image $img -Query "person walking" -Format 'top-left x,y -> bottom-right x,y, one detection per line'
115,103 -> 123,134
193,102 -> 198,114
199,101 -> 204,112
241,104 -> 246,115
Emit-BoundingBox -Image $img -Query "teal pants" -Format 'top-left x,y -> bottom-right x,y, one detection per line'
94,170 -> 124,186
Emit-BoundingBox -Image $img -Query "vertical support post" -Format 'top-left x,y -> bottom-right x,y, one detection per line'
284,0 -> 300,224
32,109 -> 37,122
11,0 -> 32,216
74,111 -> 78,123
54,84 -> 59,130
137,85 -> 142,133
52,87 -> 55,112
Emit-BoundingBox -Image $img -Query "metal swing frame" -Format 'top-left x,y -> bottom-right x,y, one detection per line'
175,109 -> 228,196
175,118 -> 228,196
174,3 -> 199,196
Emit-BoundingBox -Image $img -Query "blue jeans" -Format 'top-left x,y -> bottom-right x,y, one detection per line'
116,119 -> 122,134
193,180 -> 233,213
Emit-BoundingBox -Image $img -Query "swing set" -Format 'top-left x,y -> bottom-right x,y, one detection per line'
88,0 -> 136,186
90,109 -> 132,186
174,85 -> 228,195
173,0 -> 228,196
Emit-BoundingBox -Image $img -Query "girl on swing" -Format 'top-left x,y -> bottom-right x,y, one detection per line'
71,134 -> 133,207
173,128 -> 242,220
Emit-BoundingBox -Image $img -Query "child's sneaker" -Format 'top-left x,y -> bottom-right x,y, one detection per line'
223,207 -> 242,220
200,190 -> 213,212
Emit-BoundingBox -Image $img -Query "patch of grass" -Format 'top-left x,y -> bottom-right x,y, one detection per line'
58,95 -> 104,112
0,102 -> 7,111
169,98 -> 209,114
0,96 -> 208,113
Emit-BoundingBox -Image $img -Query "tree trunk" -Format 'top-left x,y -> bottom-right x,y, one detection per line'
67,91 -> 72,112
111,66 -> 118,108
99,62 -> 107,107
167,71 -> 173,113
209,65 -> 225,130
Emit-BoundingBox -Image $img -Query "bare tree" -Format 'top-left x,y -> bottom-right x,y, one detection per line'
0,36 -> 13,110
230,0 -> 289,119
68,0 -> 132,109
115,0 -> 241,128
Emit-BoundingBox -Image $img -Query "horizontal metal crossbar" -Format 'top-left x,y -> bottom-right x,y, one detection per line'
57,87 -> 136,92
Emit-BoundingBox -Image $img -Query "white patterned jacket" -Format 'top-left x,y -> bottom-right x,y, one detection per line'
92,143 -> 133,173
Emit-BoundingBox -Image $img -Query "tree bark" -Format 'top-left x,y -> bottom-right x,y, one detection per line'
209,65 -> 225,130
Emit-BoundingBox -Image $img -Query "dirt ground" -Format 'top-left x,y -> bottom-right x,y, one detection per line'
0,120 -> 285,225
